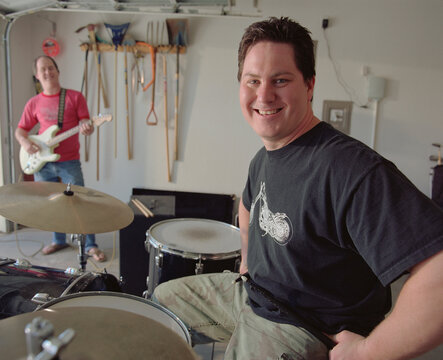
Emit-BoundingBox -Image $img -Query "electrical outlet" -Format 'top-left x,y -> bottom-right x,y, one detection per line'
322,18 -> 329,29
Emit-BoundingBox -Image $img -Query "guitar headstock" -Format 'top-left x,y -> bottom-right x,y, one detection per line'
92,114 -> 112,127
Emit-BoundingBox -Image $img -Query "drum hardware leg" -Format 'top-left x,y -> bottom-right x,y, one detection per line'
71,234 -> 87,272
211,342 -> 215,360
195,256 -> 204,275
25,316 -> 75,360
143,276 -> 151,299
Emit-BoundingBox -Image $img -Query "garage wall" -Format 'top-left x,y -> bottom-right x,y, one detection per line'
3,0 -> 443,206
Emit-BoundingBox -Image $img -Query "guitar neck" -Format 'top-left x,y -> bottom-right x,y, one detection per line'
46,125 -> 80,147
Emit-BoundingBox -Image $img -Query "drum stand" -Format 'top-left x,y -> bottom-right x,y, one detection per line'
70,234 -> 88,272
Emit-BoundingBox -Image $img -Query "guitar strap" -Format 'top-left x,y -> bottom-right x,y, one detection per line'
58,88 -> 66,129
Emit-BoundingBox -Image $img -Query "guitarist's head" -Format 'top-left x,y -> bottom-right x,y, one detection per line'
33,55 -> 61,95
33,55 -> 59,74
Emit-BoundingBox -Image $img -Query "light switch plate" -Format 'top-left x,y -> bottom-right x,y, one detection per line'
322,100 -> 353,134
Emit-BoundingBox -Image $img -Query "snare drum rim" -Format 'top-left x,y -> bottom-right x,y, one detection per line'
146,218 -> 241,261
36,291 -> 191,345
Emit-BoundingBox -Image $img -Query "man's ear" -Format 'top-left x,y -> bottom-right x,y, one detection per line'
306,76 -> 315,102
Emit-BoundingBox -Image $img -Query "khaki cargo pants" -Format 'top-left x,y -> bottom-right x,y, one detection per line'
153,272 -> 328,360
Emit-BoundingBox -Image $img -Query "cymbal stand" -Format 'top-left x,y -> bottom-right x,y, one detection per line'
71,234 -> 88,272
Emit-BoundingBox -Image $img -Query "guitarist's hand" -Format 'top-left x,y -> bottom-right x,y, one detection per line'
79,120 -> 94,136
23,140 -> 40,154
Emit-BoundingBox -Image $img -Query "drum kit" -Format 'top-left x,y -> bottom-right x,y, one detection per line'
0,181 -> 241,359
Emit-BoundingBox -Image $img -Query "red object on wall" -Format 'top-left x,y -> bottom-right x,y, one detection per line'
42,37 -> 60,57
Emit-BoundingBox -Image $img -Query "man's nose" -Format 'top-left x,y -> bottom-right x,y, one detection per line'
256,82 -> 275,103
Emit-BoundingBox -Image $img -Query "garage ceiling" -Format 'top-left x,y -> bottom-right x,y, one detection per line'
0,0 -> 255,18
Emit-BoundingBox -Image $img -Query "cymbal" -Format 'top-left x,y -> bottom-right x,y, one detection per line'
0,306 -> 198,359
0,182 -> 134,234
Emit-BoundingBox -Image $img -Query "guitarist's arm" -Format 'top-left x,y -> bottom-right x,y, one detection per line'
15,127 -> 39,154
79,119 -> 94,136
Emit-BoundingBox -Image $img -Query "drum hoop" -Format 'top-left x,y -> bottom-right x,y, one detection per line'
60,271 -> 94,296
148,238 -> 240,260
37,291 -> 191,344
146,218 -> 240,260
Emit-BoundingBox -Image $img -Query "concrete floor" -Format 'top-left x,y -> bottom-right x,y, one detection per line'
1,227 -> 442,359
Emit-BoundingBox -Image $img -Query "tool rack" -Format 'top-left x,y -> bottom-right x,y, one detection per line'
79,43 -> 186,54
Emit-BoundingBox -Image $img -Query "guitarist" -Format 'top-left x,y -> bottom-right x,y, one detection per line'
15,55 -> 106,262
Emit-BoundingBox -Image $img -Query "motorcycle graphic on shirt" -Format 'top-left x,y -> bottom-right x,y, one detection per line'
249,182 -> 293,245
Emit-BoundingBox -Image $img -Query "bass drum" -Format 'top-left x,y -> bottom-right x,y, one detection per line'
0,259 -> 121,319
38,291 -> 191,345
145,218 -> 241,298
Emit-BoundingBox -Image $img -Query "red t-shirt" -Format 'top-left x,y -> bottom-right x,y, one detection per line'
18,89 -> 90,162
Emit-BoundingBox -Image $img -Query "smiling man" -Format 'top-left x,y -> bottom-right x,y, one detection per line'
153,17 -> 443,359
238,41 -> 319,150
15,55 -> 106,262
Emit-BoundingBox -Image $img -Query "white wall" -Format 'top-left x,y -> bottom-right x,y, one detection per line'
3,0 -> 443,206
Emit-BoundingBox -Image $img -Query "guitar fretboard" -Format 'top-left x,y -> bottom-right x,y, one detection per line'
46,125 -> 80,147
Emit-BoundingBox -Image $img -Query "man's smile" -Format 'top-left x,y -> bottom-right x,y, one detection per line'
255,108 -> 283,116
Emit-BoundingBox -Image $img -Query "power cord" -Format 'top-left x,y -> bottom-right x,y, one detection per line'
322,25 -> 369,108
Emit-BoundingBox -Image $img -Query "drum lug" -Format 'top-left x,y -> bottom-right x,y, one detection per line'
31,293 -> 55,305
155,253 -> 163,268
195,257 -> 204,275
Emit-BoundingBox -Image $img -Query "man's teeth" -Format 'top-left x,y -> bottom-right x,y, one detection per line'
258,109 -> 278,115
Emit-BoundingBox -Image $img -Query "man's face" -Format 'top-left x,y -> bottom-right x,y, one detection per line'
239,41 -> 314,150
35,57 -> 59,89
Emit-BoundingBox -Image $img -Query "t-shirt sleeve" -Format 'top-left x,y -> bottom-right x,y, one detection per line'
75,91 -> 90,120
346,162 -> 443,286
18,98 -> 38,131
242,176 -> 252,211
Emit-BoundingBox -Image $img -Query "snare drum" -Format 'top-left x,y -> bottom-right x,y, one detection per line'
38,291 -> 191,345
145,218 -> 241,298
0,259 -> 120,319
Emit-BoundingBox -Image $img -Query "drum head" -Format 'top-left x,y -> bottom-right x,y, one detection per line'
38,291 -> 190,345
148,218 -> 240,257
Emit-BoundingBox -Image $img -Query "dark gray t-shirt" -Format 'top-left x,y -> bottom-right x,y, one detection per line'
242,122 -> 443,335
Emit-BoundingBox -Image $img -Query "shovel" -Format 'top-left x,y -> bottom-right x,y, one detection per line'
105,22 -> 130,158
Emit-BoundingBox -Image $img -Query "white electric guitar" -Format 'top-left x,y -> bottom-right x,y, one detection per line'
20,114 -> 112,175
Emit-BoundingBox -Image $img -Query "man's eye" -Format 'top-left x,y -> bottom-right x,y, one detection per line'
248,79 -> 259,85
275,79 -> 288,85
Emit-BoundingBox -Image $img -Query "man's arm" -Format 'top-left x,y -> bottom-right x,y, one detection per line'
238,198 -> 250,274
15,127 -> 39,154
330,249 -> 443,360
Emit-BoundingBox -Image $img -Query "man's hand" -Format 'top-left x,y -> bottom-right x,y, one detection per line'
23,139 -> 39,154
79,120 -> 94,136
329,330 -> 368,360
